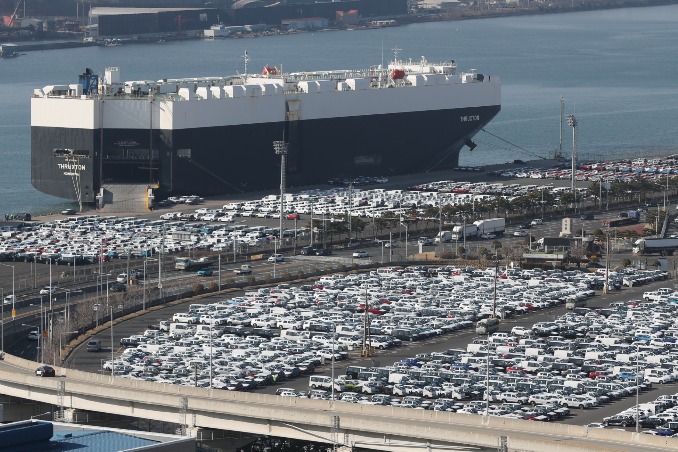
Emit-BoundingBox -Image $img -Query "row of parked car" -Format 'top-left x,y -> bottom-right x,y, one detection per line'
108,264 -> 605,388
291,286 -> 678,429
102,262 -> 678,430
486,156 -> 678,184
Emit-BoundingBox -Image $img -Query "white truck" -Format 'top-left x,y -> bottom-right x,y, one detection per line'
473,217 -> 506,235
451,224 -> 478,241
434,230 -> 453,244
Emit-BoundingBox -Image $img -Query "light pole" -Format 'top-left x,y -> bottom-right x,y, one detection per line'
209,323 -> 213,389
0,263 -> 15,320
273,237 -> 278,279
22,322 -> 40,362
567,114 -> 577,208
110,303 -> 122,377
331,322 -> 336,408
485,336 -> 491,418
400,221 -> 409,261
636,344 -> 640,433
274,140 -> 288,254
142,256 -> 147,311
1,287 -> 4,354
218,254 -> 221,290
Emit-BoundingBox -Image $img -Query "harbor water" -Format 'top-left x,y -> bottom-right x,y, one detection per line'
1,4 -> 678,215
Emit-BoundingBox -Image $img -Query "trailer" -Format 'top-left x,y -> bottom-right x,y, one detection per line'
451,224 -> 478,241
633,238 -> 678,255
175,256 -> 214,271
474,218 -> 505,235
434,230 -> 453,244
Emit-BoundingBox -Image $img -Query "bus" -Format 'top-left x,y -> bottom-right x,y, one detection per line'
475,317 -> 500,335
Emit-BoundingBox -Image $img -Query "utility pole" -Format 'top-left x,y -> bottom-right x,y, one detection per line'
274,140 -> 288,250
567,114 -> 577,208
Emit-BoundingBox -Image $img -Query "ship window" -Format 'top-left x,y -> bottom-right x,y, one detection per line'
53,148 -> 90,158
177,149 -> 192,158
105,149 -> 158,160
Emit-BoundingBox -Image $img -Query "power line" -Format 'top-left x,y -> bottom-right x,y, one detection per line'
480,128 -> 547,161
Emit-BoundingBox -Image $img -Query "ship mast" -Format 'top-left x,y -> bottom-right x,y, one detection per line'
242,50 -> 250,79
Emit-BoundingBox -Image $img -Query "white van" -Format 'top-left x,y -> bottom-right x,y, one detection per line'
309,375 -> 344,392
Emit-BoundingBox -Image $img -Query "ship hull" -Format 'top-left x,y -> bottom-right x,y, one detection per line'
31,104 -> 500,201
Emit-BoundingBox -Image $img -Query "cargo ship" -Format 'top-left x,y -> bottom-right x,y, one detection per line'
31,56 -> 501,207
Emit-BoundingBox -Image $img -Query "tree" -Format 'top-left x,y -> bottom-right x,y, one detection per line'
620,258 -> 631,267
568,243 -> 587,268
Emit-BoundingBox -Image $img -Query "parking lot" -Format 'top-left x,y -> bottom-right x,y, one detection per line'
56,260 -> 678,436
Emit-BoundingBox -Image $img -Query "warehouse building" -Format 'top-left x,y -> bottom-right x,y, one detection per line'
89,7 -> 219,37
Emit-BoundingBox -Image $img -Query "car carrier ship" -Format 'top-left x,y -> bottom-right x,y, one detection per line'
31,56 -> 501,209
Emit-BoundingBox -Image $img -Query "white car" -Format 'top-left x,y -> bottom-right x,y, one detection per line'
28,330 -> 39,340
352,251 -> 369,258
268,253 -> 284,262
3,294 -> 16,304
531,219 -> 543,225
511,326 -> 530,336
39,286 -> 57,295
513,230 -> 528,237
479,233 -> 496,239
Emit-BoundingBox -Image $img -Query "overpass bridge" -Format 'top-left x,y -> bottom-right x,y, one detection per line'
0,353 -> 676,452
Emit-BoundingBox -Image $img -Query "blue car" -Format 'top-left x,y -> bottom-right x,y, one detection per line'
646,428 -> 674,436
197,268 -> 213,277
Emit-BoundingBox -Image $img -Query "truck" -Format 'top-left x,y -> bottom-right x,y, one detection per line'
434,230 -> 453,244
234,264 -> 253,275
174,256 -> 214,271
473,218 -> 505,235
451,224 -> 478,241
633,238 -> 678,255
604,210 -> 641,228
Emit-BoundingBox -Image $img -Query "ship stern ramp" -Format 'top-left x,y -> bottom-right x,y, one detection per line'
99,183 -> 151,213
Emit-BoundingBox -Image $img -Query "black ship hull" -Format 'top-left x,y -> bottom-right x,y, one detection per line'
31,104 -> 500,202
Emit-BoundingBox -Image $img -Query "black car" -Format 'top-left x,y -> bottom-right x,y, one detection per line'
315,248 -> 332,256
580,213 -> 594,220
61,209 -> 76,215
604,415 -> 635,427
519,222 -> 532,229
110,282 -> 126,292
36,365 -> 56,377
301,246 -> 316,256
641,417 -> 666,429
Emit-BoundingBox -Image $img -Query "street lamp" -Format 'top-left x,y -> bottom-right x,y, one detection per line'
0,287 -> 4,354
400,221 -> 409,261
0,263 -> 15,320
636,344 -> 640,433
567,114 -> 577,207
274,140 -> 288,253
110,303 -> 122,377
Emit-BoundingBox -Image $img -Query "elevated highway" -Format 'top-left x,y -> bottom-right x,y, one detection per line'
0,354 -> 676,452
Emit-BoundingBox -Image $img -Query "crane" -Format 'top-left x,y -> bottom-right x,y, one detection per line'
8,0 -> 24,27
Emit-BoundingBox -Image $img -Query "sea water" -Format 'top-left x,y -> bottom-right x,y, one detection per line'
1,4 -> 677,214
